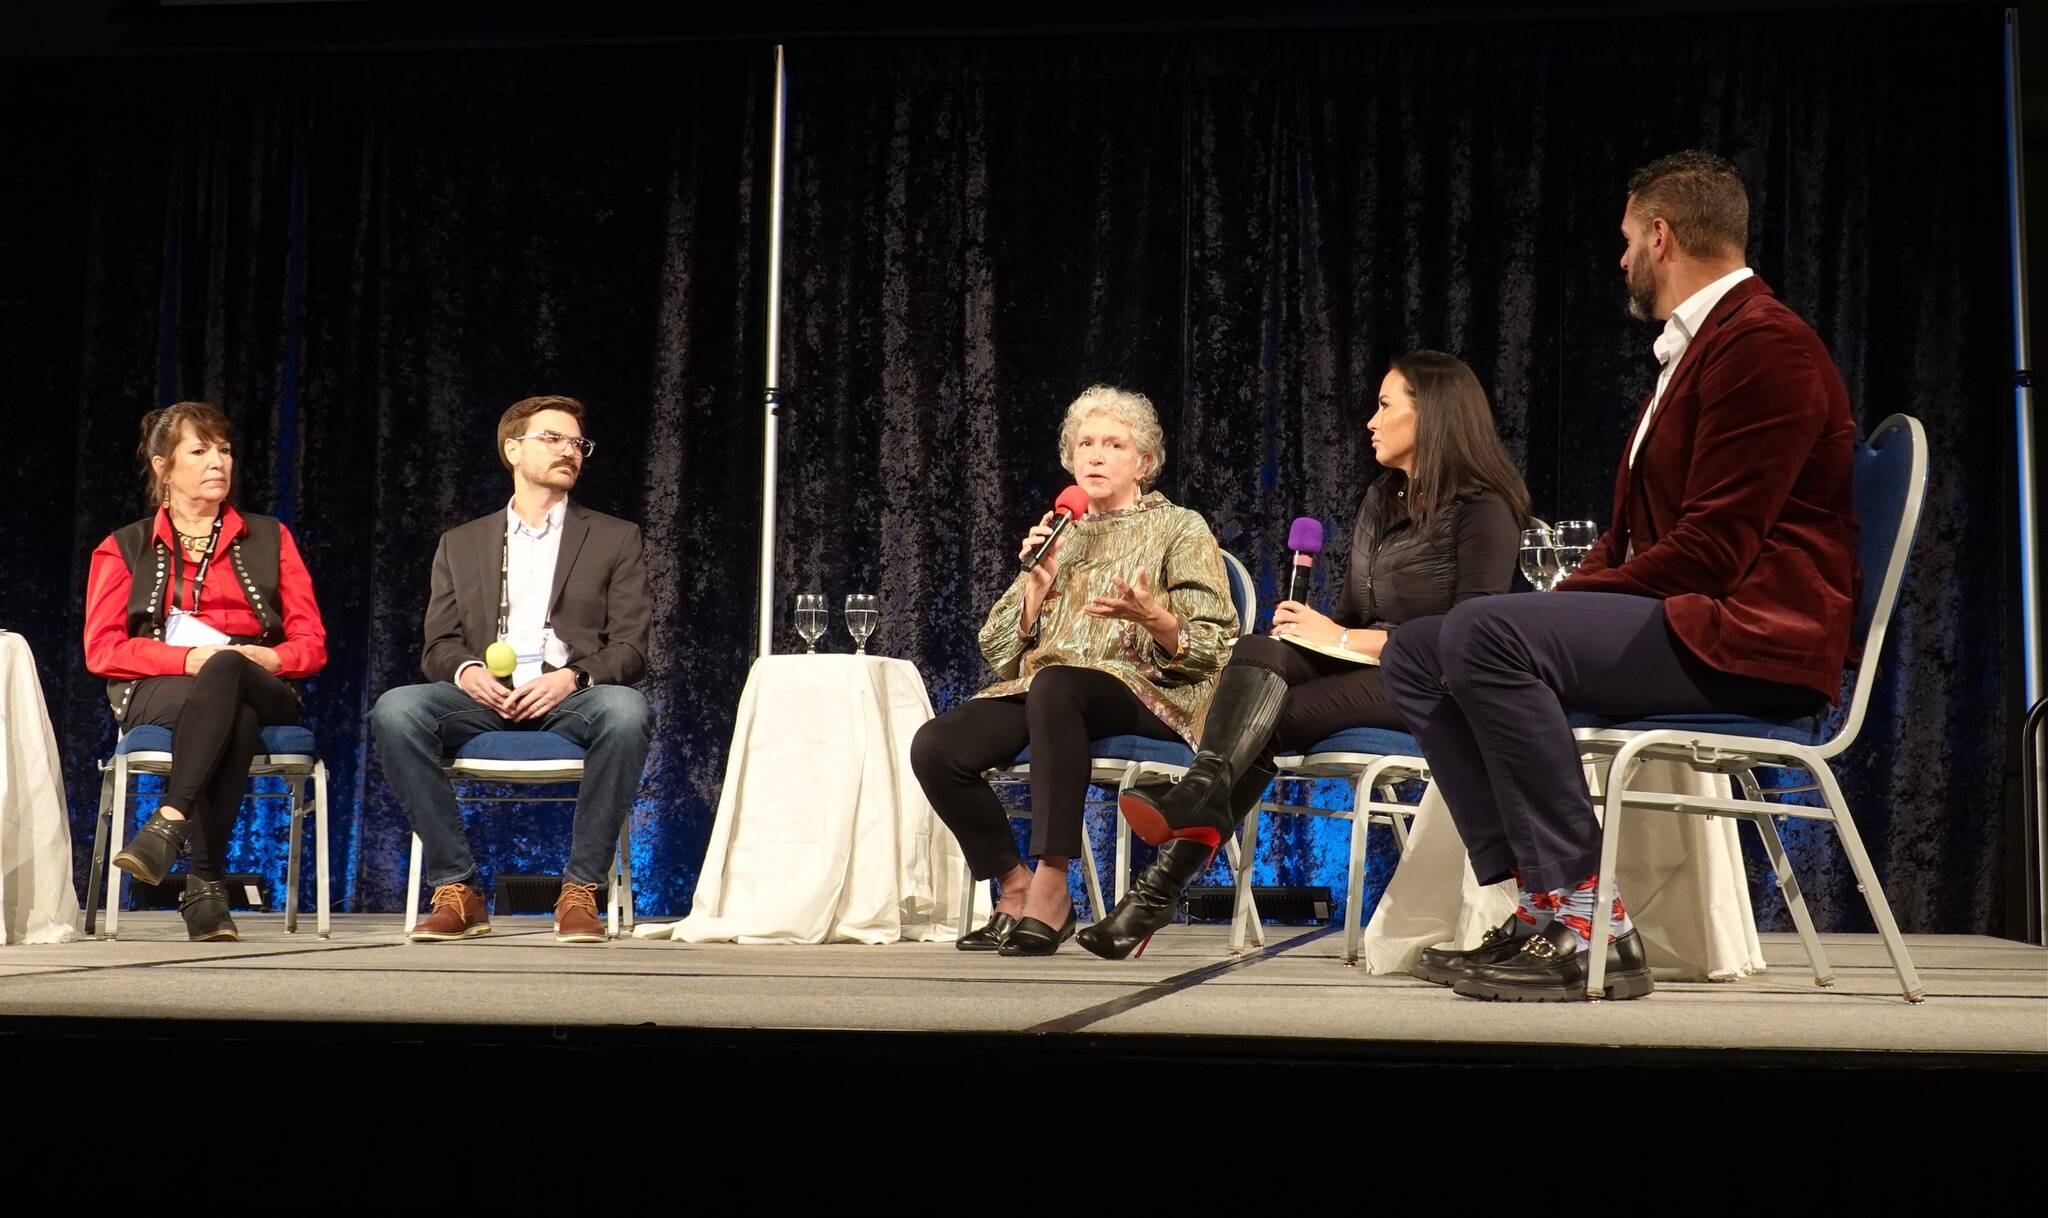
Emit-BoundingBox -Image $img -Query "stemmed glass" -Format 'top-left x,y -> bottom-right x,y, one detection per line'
1552,520 -> 1599,582
794,593 -> 828,654
1519,528 -> 1562,592
844,593 -> 878,655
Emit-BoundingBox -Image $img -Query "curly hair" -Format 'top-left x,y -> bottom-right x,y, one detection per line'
1057,385 -> 1166,490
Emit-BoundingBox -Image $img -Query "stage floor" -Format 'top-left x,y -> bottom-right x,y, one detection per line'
3,915 -> 2043,1063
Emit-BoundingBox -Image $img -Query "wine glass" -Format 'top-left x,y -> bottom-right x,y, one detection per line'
844,593 -> 878,655
794,593 -> 828,654
1519,527 -> 1561,592
1552,520 -> 1599,581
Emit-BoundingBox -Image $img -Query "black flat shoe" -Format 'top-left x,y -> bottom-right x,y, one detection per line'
1451,921 -> 1654,1002
998,909 -> 1078,957
178,876 -> 241,943
113,810 -> 190,887
1076,839 -> 1215,961
1413,914 -> 1530,986
956,911 -> 1019,952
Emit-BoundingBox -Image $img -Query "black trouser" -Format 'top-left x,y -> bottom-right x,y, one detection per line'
1207,633 -> 1412,823
125,652 -> 301,881
909,665 -> 1180,879
1380,592 -> 1823,893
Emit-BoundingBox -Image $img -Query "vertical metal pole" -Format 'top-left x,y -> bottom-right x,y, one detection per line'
2004,9 -> 2044,943
757,43 -> 790,660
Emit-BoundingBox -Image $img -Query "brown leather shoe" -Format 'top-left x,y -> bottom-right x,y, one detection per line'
554,880 -> 606,943
409,883 -> 491,942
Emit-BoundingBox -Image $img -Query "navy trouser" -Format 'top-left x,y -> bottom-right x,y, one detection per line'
1380,592 -> 1822,892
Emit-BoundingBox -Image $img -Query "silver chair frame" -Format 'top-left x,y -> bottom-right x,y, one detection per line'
87,733 -> 331,939
1575,414 -> 1928,1002
403,753 -> 636,939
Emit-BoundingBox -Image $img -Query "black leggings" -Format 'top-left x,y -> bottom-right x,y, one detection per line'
125,651 -> 301,881
1225,633 -> 1408,751
909,665 -> 1180,879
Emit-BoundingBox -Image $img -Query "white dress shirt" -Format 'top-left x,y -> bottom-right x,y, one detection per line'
1628,265 -> 1755,468
456,497 -> 572,690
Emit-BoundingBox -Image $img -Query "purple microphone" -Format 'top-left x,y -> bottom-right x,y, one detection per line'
1286,517 -> 1325,604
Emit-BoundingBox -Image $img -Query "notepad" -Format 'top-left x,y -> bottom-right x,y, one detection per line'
1275,632 -> 1380,666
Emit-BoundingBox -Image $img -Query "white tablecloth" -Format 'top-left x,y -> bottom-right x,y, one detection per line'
0,632 -> 81,944
1357,759 -> 1764,982
637,654 -> 971,944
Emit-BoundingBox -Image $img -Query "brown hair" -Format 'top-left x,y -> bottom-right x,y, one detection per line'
1386,351 -> 1532,531
496,394 -> 586,470
1626,150 -> 1749,260
137,401 -> 233,508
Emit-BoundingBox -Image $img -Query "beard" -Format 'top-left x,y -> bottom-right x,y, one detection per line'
1624,251 -> 1658,321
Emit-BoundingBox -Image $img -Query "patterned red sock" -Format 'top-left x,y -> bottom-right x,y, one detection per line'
1550,873 -> 1634,942
1509,870 -> 1551,938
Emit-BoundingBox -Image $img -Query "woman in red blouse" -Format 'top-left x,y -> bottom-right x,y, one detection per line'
84,401 -> 327,941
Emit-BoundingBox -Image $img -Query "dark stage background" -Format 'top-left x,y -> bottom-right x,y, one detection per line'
0,4 -> 2018,933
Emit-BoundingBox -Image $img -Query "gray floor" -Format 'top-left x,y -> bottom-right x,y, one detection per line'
4,914 -> 2044,1057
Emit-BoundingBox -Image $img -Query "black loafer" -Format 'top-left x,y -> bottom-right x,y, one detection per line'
956,911 -> 1019,952
178,876 -> 241,943
1451,921 -> 1654,1002
1414,914 -> 1530,986
113,810 -> 190,887
999,909 -> 1078,957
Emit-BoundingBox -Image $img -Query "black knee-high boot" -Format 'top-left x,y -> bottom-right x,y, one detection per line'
1081,757 -> 1275,961
1118,666 -> 1288,848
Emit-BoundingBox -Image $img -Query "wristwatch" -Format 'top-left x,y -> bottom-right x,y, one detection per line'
570,666 -> 593,691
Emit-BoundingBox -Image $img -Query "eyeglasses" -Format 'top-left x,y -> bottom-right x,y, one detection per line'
512,431 -> 595,458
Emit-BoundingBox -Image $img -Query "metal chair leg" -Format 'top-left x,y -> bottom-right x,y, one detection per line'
313,761 -> 331,938
957,856 -> 977,941
104,755 -> 130,940
1812,760 -> 1924,1002
404,833 -> 424,936
285,776 -> 306,934
1736,769 -> 1832,986
84,763 -> 117,938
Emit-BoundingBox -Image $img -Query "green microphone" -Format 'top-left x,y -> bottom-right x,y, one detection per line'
484,641 -> 518,684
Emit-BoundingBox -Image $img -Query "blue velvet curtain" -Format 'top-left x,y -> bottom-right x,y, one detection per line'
0,4 -> 2016,932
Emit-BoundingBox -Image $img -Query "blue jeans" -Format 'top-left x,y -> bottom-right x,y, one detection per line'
370,681 -> 654,888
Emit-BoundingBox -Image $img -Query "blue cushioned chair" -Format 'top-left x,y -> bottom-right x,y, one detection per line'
954,550 -> 1256,939
1240,720 -> 1431,962
402,731 -> 636,939
1569,414 -> 1928,1002
86,723 -> 331,939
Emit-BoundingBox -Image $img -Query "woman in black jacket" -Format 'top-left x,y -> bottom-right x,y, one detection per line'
1077,350 -> 1529,960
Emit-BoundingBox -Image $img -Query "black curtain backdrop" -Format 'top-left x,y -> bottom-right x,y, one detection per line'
0,4 -> 2015,932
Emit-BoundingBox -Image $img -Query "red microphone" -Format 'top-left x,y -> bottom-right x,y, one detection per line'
1022,484 -> 1092,572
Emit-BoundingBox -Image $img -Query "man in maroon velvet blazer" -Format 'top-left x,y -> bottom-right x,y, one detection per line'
1382,151 -> 1858,1003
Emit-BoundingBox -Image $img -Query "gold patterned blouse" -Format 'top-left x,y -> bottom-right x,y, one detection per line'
974,491 -> 1238,744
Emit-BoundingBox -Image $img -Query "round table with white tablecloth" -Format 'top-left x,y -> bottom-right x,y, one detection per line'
0,631 -> 81,944
637,653 -> 972,945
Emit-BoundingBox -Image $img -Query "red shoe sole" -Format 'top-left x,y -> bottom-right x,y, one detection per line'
1117,792 -> 1222,850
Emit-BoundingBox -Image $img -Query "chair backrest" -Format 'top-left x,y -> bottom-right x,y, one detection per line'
1220,549 -> 1256,637
1826,413 -> 1927,757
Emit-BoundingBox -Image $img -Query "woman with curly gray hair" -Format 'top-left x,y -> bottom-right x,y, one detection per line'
909,385 -> 1238,956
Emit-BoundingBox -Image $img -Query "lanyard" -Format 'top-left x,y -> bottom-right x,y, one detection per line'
169,512 -> 226,615
497,520 -> 556,643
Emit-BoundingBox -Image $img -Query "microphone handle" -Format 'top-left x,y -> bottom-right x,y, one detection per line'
1286,558 -> 1309,605
1022,509 -> 1076,572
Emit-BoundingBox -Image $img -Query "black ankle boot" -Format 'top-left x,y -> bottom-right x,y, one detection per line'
1076,839 -> 1216,960
113,810 -> 190,887
178,876 -> 240,942
1119,666 -> 1288,848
